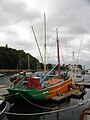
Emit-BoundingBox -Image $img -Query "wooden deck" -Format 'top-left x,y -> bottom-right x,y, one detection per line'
51,89 -> 86,102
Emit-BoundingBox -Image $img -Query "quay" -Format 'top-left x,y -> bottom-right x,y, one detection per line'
0,69 -> 32,73
76,82 -> 90,88
0,85 -> 9,96
0,85 -> 13,101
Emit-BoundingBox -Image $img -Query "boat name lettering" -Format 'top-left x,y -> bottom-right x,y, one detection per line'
33,91 -> 49,96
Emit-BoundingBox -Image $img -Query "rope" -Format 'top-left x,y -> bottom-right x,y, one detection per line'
6,92 -> 54,110
59,38 -> 65,65
5,92 -> 19,100
0,104 -> 7,115
19,93 -> 53,110
3,98 -> 90,116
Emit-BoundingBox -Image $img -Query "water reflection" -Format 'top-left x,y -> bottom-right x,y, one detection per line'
56,112 -> 59,120
7,115 -> 41,120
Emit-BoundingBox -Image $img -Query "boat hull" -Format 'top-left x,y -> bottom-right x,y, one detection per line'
7,79 -> 71,102
7,88 -> 50,102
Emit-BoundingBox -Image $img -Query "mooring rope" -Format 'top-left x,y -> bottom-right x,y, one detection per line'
6,92 -> 54,110
0,104 -> 7,115
5,92 -> 19,100
19,93 -> 54,110
3,98 -> 90,116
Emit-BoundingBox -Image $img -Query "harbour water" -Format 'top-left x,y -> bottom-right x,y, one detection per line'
0,74 -> 90,120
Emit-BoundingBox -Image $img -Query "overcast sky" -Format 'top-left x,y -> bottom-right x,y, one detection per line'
0,0 -> 90,68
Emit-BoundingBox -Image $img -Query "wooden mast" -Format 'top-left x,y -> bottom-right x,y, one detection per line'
56,28 -> 60,76
28,54 -> 30,70
44,12 -> 46,73
31,26 -> 44,63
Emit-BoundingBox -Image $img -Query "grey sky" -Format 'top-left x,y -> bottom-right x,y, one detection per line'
0,0 -> 90,68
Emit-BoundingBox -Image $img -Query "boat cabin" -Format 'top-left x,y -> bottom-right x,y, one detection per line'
27,77 -> 42,90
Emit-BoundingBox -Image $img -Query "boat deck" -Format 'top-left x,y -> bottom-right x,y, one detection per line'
51,89 -> 86,102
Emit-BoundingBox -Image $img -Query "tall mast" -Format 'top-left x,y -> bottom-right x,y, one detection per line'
72,51 -> 74,66
44,12 -> 46,73
77,35 -> 83,66
56,28 -> 60,76
28,54 -> 30,70
31,26 -> 44,63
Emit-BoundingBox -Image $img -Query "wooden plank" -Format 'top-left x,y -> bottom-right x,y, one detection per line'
51,89 -> 85,102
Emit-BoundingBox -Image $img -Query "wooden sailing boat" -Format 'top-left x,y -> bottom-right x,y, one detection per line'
7,14 -> 71,102
7,28 -> 71,102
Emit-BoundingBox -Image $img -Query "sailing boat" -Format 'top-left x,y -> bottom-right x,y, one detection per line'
7,28 -> 71,102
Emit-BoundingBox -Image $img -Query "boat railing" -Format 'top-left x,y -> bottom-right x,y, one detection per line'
10,76 -> 26,88
14,77 -> 26,88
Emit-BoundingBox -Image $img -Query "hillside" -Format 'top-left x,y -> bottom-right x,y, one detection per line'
0,46 -> 40,70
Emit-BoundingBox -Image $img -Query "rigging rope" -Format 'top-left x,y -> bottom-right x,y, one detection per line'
59,37 -> 65,65
6,92 -> 54,110
19,93 -> 53,110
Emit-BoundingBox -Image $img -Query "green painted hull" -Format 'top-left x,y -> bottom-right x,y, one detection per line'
7,78 -> 71,102
7,88 -> 50,102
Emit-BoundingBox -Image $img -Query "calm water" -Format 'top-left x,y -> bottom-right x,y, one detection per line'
0,74 -> 90,120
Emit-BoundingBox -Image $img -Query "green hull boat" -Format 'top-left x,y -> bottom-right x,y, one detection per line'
7,87 -> 51,102
7,77 -> 71,102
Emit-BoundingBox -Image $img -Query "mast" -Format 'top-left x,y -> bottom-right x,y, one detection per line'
56,28 -> 60,76
44,12 -> 46,73
31,26 -> 44,63
72,51 -> 74,65
28,54 -> 30,70
77,35 -> 83,66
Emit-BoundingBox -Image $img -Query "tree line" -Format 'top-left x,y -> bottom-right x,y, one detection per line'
0,46 -> 74,71
0,46 -> 40,70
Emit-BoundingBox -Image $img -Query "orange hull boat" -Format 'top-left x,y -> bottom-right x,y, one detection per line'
47,78 -> 71,99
